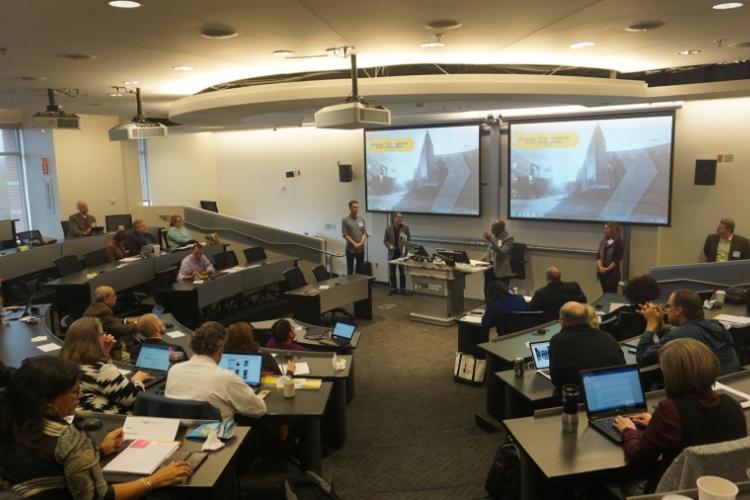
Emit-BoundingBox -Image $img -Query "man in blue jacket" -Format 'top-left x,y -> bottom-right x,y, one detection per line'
636,289 -> 740,374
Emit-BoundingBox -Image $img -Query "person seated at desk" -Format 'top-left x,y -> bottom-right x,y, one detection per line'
226,321 -> 280,372
105,230 -> 129,262
82,286 -> 139,362
614,339 -> 747,493
549,302 -> 625,391
126,219 -> 157,254
67,199 -> 97,237
703,218 -> 750,262
600,274 -> 661,338
166,321 -> 267,420
178,244 -> 215,281
636,289 -> 740,375
528,266 -> 586,319
266,319 -> 308,352
166,214 -> 195,250
130,313 -> 186,363
481,281 -> 527,334
0,356 -> 192,499
60,317 -> 153,415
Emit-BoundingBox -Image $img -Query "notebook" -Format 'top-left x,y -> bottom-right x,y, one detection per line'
580,365 -> 647,444
220,353 -> 262,388
134,344 -> 171,388
528,340 -> 551,380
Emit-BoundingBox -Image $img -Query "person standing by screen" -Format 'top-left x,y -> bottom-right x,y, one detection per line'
342,200 -> 367,275
596,221 -> 624,293
383,212 -> 410,295
482,220 -> 514,290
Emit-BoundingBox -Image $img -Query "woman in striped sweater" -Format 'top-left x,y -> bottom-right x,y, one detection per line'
60,317 -> 153,415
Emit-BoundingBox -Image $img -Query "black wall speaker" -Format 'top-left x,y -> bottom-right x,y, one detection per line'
338,164 -> 353,183
694,159 -> 717,185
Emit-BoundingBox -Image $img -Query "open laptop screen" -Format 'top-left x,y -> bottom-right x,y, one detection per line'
529,341 -> 551,369
581,365 -> 645,416
220,353 -> 262,387
332,322 -> 356,340
135,344 -> 171,372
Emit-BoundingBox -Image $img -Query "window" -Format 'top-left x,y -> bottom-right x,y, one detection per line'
0,129 -> 28,231
137,138 -> 152,206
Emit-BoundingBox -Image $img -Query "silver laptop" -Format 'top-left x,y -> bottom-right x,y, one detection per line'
528,340 -> 551,380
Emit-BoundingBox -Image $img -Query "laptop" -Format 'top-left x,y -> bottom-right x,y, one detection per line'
134,344 -> 172,388
219,353 -> 263,388
580,365 -> 647,444
528,340 -> 551,380
151,304 -> 164,318
330,321 -> 356,345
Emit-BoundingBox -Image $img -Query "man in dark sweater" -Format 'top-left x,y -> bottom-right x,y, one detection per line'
549,302 -> 626,391
529,267 -> 587,320
82,286 -> 138,361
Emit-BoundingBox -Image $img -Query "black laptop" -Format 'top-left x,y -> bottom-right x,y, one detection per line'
134,344 -> 172,388
580,365 -> 647,444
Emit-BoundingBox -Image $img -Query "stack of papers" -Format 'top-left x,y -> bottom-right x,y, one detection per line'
714,314 -> 750,327
713,381 -> 750,408
461,314 -> 483,325
165,330 -> 186,338
123,416 -> 180,441
262,376 -> 323,390
119,256 -> 141,263
103,440 -> 180,475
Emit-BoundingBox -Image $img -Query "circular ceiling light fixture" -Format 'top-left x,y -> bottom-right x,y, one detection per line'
678,49 -> 702,55
712,2 -> 744,9
424,19 -> 462,31
421,33 -> 445,48
273,50 -> 295,57
200,24 -> 238,39
172,65 -> 194,71
108,0 -> 142,8
569,41 -> 595,49
626,20 -> 665,32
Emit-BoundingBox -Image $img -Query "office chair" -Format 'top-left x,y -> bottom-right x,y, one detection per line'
83,249 -> 109,268
283,267 -> 307,290
60,220 -> 71,239
509,243 -> 528,280
54,255 -> 84,277
105,214 -> 133,232
614,311 -> 647,342
133,392 -> 221,420
498,310 -> 545,337
243,246 -> 267,264
311,264 -> 329,282
157,228 -> 169,250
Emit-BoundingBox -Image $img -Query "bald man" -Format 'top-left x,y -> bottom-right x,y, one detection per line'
529,267 -> 587,321
82,285 -> 138,361
130,313 -> 187,363
548,302 -> 625,392
68,200 -> 98,237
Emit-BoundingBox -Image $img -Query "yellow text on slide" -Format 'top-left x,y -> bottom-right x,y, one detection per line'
366,137 -> 415,153
512,131 -> 579,149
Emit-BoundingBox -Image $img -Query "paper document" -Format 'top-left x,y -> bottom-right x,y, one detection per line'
609,302 -> 629,313
37,343 -> 61,352
292,362 -> 310,376
193,279 -> 204,285
165,330 -> 186,338
714,314 -> 750,327
461,314 -> 483,324
30,335 -> 47,342
318,285 -> 330,290
713,381 -> 750,408
224,266 -> 244,274
119,256 -> 141,263
123,416 -> 180,441
102,440 -> 180,475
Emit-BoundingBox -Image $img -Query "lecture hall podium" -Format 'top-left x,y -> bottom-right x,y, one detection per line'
391,258 -> 491,326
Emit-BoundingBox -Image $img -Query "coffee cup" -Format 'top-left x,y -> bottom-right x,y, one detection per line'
715,290 -> 726,305
697,475 -> 738,500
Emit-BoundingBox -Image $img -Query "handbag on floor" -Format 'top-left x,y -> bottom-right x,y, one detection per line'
485,434 -> 521,500
453,352 -> 486,386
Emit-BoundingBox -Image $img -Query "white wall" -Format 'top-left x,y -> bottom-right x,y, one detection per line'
21,129 -> 62,238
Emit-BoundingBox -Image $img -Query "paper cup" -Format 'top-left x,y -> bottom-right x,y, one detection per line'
661,495 -> 692,500
715,290 -> 726,304
153,244 -> 160,255
697,476 -> 738,500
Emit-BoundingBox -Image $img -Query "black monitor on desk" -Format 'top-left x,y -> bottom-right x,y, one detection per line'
105,214 -> 133,232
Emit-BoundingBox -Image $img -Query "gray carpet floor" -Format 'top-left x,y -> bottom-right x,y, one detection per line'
321,284 -> 501,500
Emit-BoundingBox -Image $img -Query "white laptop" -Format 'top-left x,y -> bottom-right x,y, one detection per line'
528,340 -> 551,380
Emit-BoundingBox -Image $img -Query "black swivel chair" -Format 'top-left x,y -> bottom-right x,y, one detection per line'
283,267 -> 307,290
509,243 -> 528,280
243,246 -> 267,264
83,249 -> 110,268
60,220 -> 72,239
311,264 -> 329,282
133,392 -> 221,420
213,250 -> 239,271
54,255 -> 84,277
105,214 -> 133,232
498,310 -> 546,337
614,311 -> 647,342
157,228 -> 169,251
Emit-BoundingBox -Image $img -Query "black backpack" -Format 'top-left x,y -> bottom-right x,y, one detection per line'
283,471 -> 340,500
485,435 -> 521,500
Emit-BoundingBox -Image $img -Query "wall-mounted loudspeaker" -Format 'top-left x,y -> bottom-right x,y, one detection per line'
694,159 -> 717,186
338,164 -> 353,183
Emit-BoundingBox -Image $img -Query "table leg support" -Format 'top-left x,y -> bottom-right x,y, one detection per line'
300,418 -> 323,473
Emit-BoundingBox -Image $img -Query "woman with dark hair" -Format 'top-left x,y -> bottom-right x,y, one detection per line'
266,319 -> 307,351
614,338 -> 746,492
105,230 -> 129,262
225,322 -> 260,353
596,221 -> 624,294
600,275 -> 662,339
60,317 -> 152,414
481,281 -> 528,334
0,356 -> 192,498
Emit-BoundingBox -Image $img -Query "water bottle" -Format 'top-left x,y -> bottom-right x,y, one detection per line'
561,384 -> 579,433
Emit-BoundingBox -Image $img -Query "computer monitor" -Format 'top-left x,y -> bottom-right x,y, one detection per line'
435,248 -> 470,264
332,321 -> 356,340
135,344 -> 171,372
0,219 -> 17,250
200,200 -> 219,213
105,214 -> 133,232
219,353 -> 262,387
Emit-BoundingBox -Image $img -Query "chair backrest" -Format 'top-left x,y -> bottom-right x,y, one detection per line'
311,264 -> 329,282
213,250 -> 238,270
83,249 -> 110,268
133,392 -> 221,420
283,267 -> 307,290
60,220 -> 71,238
199,200 -> 219,213
615,311 -> 646,341
157,227 -> 168,250
509,243 -> 527,279
17,229 -> 42,243
657,436 -> 750,492
243,246 -> 267,264
105,214 -> 133,232
154,266 -> 178,290
54,255 -> 84,277
356,260 -> 373,276
539,297 -> 577,322
499,310 -> 546,336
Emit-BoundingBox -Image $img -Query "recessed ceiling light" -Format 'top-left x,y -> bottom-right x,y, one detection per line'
108,92 -> 124,97
712,2 -> 744,9
626,20 -> 665,32
108,0 -> 142,8
421,33 -> 445,48
122,80 -> 139,85
60,53 -> 96,60
273,50 -> 295,57
678,49 -> 702,55
172,65 -> 194,71
569,41 -> 595,49
200,24 -> 238,39
425,19 -> 462,31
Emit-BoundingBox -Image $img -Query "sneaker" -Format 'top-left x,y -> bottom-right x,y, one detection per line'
388,289 -> 399,296
400,289 -> 410,296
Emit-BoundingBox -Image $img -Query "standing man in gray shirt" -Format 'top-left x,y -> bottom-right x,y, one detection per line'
342,200 -> 367,274
383,212 -> 410,295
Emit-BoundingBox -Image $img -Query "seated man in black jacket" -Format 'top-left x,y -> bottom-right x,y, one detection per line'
82,286 -> 138,362
126,219 -> 157,255
130,313 -> 187,363
529,267 -> 587,320
549,302 -> 625,392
